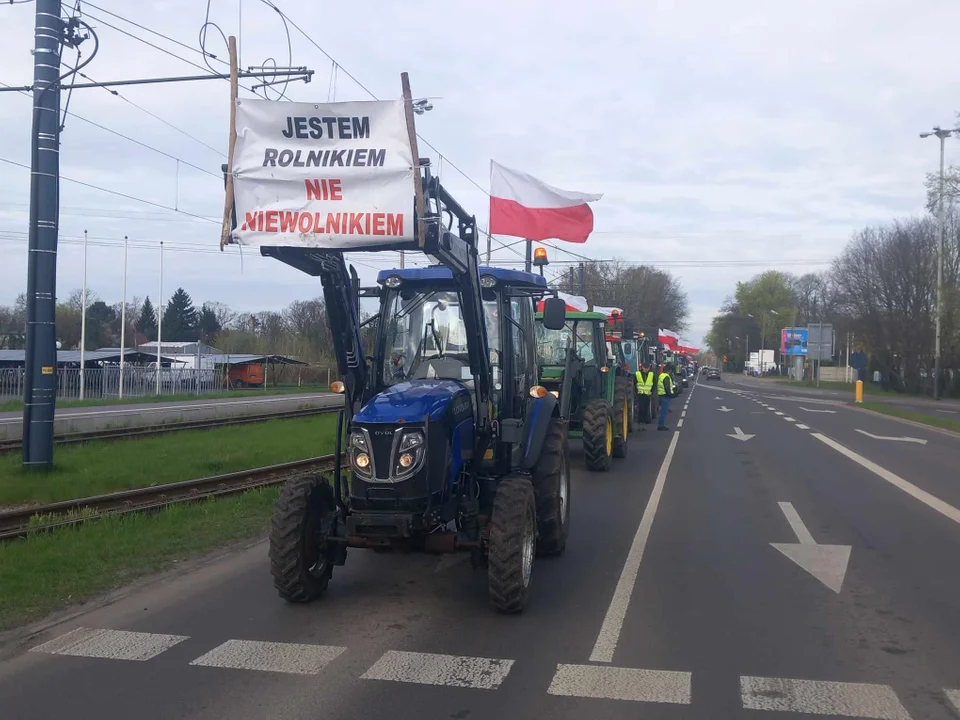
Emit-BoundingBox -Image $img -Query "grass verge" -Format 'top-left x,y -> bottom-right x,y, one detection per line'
0,487 -> 280,631
0,413 -> 337,506
0,384 -> 329,413
857,401 -> 960,434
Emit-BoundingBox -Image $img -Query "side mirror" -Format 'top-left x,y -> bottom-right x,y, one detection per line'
541,297 -> 566,330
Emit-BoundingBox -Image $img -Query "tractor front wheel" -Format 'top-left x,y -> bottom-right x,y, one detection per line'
613,380 -> 630,458
269,474 -> 338,602
488,475 -> 537,613
582,399 -> 614,471
532,418 -> 570,556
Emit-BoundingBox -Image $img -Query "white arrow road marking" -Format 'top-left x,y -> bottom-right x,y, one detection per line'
854,429 -> 928,445
727,427 -> 755,442
800,406 -> 836,414
718,406 -> 733,412
590,432 -> 680,663
771,502 -> 851,594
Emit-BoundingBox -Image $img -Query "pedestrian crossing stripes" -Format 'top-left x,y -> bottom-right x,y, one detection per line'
740,676 -> 911,719
361,650 -> 513,689
547,663 -> 691,704
27,627 -> 959,716
30,627 -> 188,661
189,639 -> 345,675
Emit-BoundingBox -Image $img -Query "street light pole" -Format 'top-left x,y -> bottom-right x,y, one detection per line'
920,126 -> 956,400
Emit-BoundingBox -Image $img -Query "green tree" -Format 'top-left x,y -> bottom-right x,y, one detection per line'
136,296 -> 157,340
162,288 -> 199,342
734,271 -> 795,350
85,300 -> 117,349
198,303 -> 222,343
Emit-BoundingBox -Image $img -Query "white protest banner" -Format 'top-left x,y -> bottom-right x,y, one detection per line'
230,98 -> 416,248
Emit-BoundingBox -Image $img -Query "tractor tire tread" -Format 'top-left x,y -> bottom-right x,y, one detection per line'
269,474 -> 332,603
582,399 -> 613,471
613,380 -> 629,458
487,475 -> 536,613
532,419 -> 569,556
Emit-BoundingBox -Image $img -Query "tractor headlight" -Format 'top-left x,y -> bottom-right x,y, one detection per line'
349,431 -> 373,478
394,430 -> 425,480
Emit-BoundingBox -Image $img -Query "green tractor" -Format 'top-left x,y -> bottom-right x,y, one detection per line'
535,310 -> 631,471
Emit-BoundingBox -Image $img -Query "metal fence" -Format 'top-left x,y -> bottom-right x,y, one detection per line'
0,366 -> 231,402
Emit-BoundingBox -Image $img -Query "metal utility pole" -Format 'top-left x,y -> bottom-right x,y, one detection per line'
156,241 -> 163,395
79,229 -> 88,399
920,126 -> 956,400
578,262 -> 585,295
119,235 -> 128,399
22,0 -> 64,468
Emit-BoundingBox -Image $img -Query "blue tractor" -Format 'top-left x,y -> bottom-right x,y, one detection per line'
260,165 -> 570,612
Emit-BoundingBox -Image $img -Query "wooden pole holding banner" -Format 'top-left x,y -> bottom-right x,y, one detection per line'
220,36 -> 239,250
400,72 -> 426,249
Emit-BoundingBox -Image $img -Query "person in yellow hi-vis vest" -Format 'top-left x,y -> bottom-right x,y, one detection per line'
657,363 -> 677,431
634,360 -> 655,428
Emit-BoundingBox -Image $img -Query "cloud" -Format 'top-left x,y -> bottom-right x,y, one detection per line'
2,0 -> 959,349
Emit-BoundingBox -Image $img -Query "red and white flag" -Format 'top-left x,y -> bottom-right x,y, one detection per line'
536,292 -> 588,313
658,328 -> 680,348
489,161 -> 602,243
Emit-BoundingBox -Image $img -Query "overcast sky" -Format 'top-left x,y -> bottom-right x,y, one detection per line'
2,0 -> 959,347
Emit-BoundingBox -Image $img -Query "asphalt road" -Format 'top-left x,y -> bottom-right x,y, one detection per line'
0,393 -> 341,441
2,378 -> 960,719
725,374 -> 960,424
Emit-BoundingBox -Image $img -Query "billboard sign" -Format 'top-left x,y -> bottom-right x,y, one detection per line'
781,328 -> 808,356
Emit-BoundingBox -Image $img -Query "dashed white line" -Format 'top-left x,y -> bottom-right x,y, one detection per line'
796,424 -> 810,430
774,412 -> 785,416
31,628 -> 188,661
590,431 -> 680,663
681,410 -> 687,418
784,417 -> 796,422
740,676 -> 910,719
677,419 -> 684,427
361,650 -> 514,689
189,640 -> 346,675
548,664 -> 691,704
813,433 -> 960,526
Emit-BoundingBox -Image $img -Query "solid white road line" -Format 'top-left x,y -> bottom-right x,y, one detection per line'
31,627 -> 188,661
813,433 -> 960,526
946,689 -> 960,713
796,424 -> 810,430
589,432 -> 680,663
361,650 -> 514,690
189,640 -> 346,675
677,419 -> 684,427
740,676 -> 910,719
547,664 -> 691,704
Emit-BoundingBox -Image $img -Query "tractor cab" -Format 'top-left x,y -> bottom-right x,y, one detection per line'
535,310 -> 630,471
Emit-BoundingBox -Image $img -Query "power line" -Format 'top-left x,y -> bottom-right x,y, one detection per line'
0,80 -> 220,178
0,156 -> 219,224
80,0 -> 227,66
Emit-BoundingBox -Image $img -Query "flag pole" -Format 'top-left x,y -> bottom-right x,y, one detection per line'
524,239 -> 532,273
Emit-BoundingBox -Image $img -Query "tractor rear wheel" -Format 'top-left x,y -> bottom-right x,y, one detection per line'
269,474 -> 337,602
625,377 -> 636,433
613,380 -> 630,458
582,399 -> 614,471
532,418 -> 570,556
488,475 -> 537,613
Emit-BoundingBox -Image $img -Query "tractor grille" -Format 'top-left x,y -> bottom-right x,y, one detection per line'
366,426 -> 397,481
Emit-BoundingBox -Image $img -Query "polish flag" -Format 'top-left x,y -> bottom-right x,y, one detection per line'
593,305 -> 624,317
489,161 -> 602,243
658,328 -> 680,348
537,291 -> 588,313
